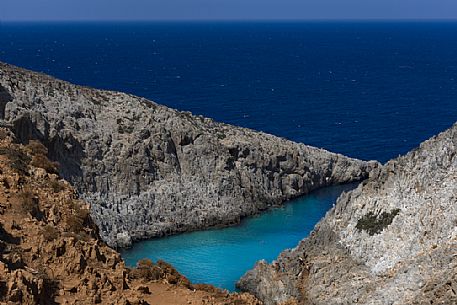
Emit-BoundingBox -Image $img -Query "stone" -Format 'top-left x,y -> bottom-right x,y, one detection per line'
238,123 -> 457,305
0,62 -> 374,247
0,129 -> 262,304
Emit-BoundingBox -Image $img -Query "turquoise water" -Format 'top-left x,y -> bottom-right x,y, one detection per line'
120,183 -> 356,290
5,21 -> 457,291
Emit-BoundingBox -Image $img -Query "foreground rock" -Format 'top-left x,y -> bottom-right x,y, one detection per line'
238,123 -> 457,304
0,62 -> 373,247
0,129 -> 261,304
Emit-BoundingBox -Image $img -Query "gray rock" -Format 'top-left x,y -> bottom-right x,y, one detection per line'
238,123 -> 457,305
0,62 -> 373,247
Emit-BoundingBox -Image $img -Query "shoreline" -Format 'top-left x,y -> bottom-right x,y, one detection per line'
0,61 -> 374,247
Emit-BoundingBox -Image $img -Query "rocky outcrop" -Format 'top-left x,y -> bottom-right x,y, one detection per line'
0,128 -> 261,305
0,62 -> 373,247
237,123 -> 457,305
0,84 -> 13,121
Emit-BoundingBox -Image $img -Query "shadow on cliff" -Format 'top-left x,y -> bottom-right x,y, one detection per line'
0,85 -> 12,119
11,114 -> 85,182
0,84 -> 86,184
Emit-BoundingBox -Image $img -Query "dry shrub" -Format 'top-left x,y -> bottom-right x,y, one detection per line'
0,147 -> 31,174
49,180 -> 65,193
19,190 -> 41,219
26,140 -> 48,156
65,201 -> 89,233
42,225 -> 59,241
76,231 -> 92,242
30,154 -> 59,175
138,258 -> 154,268
66,214 -> 84,233
129,259 -> 161,281
156,260 -> 191,287
0,129 -> 9,140
25,140 -> 60,174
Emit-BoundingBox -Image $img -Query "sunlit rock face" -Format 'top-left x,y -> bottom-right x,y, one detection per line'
0,62 -> 373,247
238,123 -> 457,305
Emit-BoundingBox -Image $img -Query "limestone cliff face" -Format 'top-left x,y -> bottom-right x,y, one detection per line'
0,129 -> 261,305
238,123 -> 457,305
0,62 -> 373,247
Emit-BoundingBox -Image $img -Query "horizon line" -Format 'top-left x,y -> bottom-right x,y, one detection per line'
2,17 -> 457,23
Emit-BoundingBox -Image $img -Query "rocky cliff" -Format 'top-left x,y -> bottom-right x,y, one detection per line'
0,128 -> 261,305
0,62 -> 373,247
237,123 -> 457,305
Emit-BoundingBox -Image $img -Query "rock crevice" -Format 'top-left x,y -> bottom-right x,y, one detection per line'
0,62 -> 373,247
238,123 -> 457,305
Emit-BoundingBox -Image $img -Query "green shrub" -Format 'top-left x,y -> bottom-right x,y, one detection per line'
356,208 -> 401,236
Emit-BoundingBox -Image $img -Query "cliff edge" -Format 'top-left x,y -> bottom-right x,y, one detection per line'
0,62 -> 373,247
237,123 -> 457,305
0,128 -> 261,305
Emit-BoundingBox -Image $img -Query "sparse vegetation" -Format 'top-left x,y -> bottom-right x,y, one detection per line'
49,180 -> 65,193
25,140 -> 60,175
138,258 -> 154,268
0,129 -> 8,140
42,225 -> 59,241
65,200 -> 90,233
26,140 -> 48,156
0,147 -> 31,174
66,214 -> 84,233
18,190 -> 41,219
129,258 -> 162,281
156,260 -> 191,287
30,154 -> 60,175
356,208 -> 401,236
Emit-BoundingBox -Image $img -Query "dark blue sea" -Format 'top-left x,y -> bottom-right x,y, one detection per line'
1,22 -> 456,289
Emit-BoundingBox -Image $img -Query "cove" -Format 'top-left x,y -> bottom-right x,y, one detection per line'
120,183 -> 357,291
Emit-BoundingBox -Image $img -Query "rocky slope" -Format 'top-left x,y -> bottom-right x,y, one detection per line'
0,62 -> 373,247
237,123 -> 457,305
0,128 -> 261,305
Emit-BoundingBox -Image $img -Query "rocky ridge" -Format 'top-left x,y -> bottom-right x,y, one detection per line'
237,123 -> 457,305
0,62 -> 373,247
0,128 -> 261,305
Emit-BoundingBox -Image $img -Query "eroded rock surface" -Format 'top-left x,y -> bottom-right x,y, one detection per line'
0,128 -> 261,305
238,123 -> 457,305
0,62 -> 373,247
